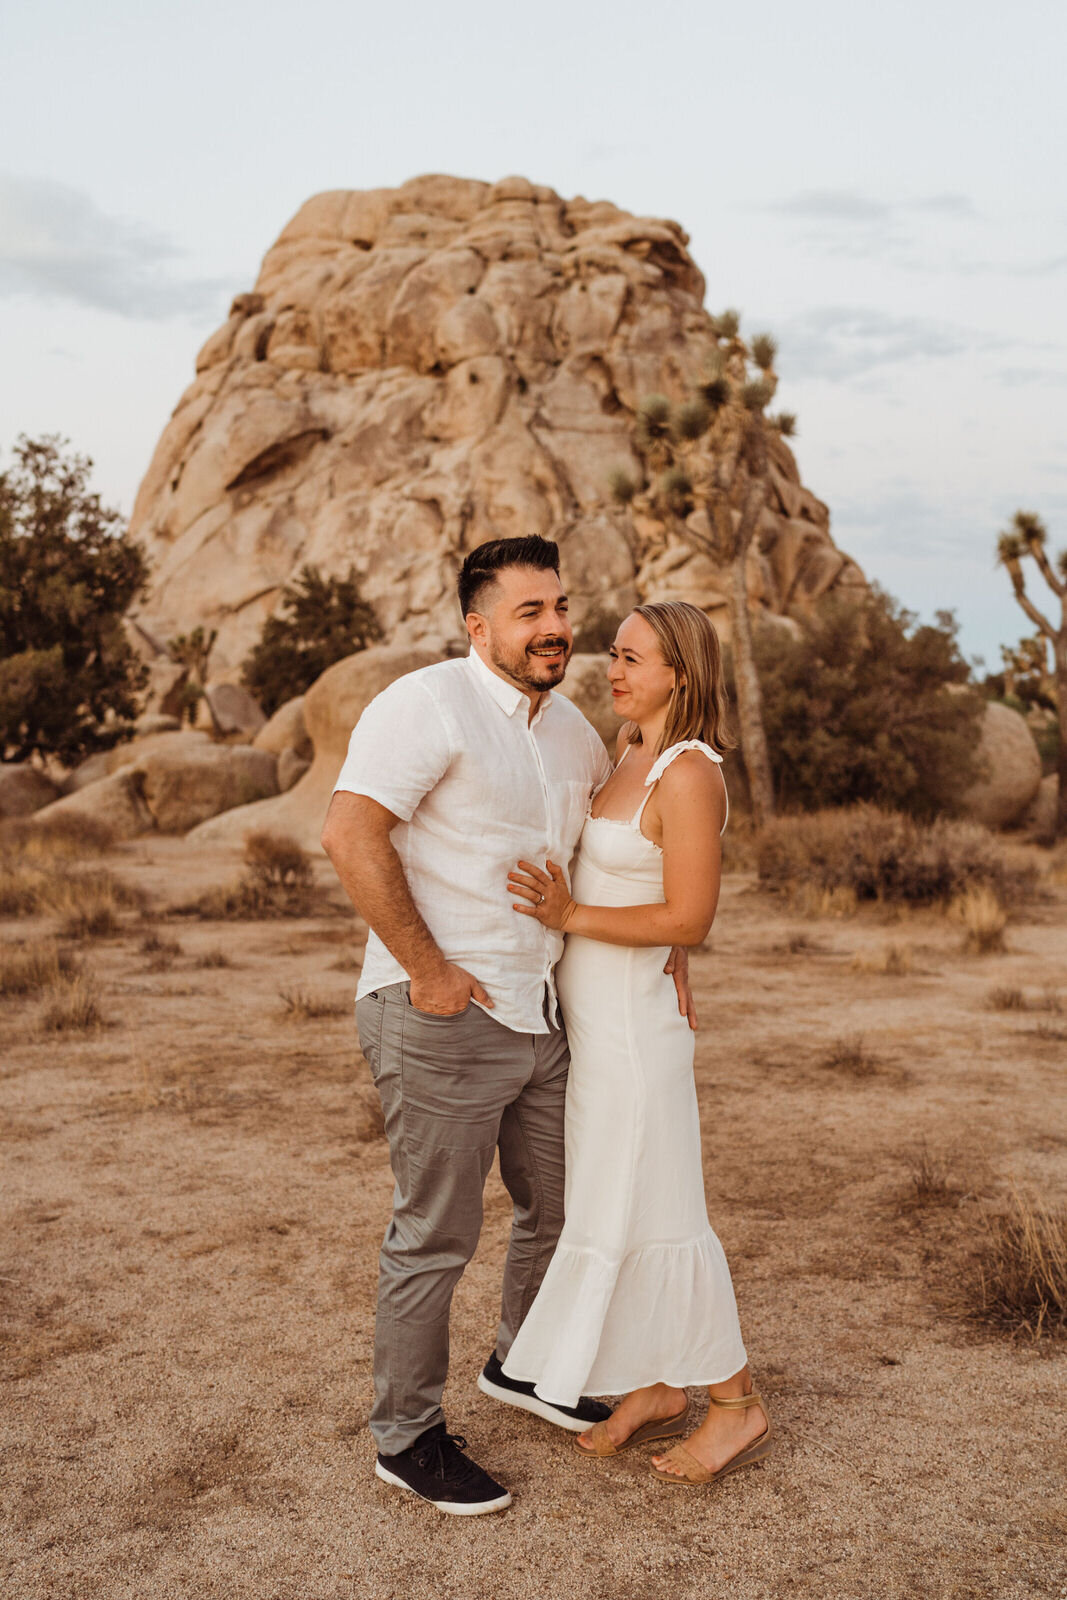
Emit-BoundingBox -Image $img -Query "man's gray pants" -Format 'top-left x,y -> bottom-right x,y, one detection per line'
355,982 -> 569,1456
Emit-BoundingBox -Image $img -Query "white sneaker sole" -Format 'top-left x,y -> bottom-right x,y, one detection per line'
374,1460 -> 512,1515
476,1371 -> 590,1433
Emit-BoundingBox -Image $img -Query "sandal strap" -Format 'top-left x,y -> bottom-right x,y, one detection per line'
708,1390 -> 764,1411
580,1419 -> 618,1456
657,1441 -> 711,1482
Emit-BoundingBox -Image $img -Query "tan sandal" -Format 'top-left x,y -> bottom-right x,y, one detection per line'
575,1402 -> 690,1458
649,1391 -> 772,1485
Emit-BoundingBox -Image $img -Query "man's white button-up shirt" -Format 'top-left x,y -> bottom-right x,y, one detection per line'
333,649 -> 612,1034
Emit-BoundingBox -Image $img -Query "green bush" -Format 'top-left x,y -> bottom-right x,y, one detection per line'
240,564 -> 381,716
758,804 -> 1038,906
0,436 -> 148,763
750,589 -> 984,818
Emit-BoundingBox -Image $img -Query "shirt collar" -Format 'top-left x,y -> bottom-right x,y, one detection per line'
467,647 -> 552,723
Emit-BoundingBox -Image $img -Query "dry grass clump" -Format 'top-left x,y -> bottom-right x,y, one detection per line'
1028,1019 -> 1067,1043
193,947 -> 232,969
39,975 -> 105,1033
969,1188 -> 1067,1340
790,883 -> 858,919
1,813 -> 115,860
902,1143 -> 964,1209
820,1033 -> 881,1077
949,886 -> 1006,954
279,986 -> 350,1020
174,831 -> 321,920
0,940 -> 80,998
139,930 -> 184,971
0,822 -> 142,932
56,872 -> 144,939
986,984 -> 1061,1013
987,984 -> 1025,1011
758,805 -> 1038,907
852,941 -> 914,976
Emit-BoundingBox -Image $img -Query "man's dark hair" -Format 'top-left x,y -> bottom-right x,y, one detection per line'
457,536 -> 561,619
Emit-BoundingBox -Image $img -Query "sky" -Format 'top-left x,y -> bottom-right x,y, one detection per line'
2,0 -> 1065,670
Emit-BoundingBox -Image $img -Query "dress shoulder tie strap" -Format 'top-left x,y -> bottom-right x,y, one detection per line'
633,739 -> 728,836
643,740 -> 724,788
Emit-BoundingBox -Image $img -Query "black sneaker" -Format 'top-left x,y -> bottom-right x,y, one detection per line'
375,1422 -> 512,1516
477,1352 -> 611,1432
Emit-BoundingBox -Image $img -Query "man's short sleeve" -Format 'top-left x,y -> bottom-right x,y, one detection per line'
332,673 -> 451,822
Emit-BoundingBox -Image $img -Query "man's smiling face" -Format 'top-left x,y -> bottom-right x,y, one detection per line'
466,564 -> 573,694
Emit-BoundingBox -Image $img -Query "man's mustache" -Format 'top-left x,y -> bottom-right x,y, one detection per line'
526,638 -> 570,652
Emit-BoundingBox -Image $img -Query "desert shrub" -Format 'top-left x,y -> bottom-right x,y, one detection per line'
279,986 -> 349,1020
970,1189 -> 1067,1339
987,985 -> 1026,1011
244,829 -> 313,891
39,975 -> 104,1033
747,590 -> 983,818
758,805 -> 1038,906
0,435 -> 148,763
173,831 -> 320,919
240,564 -> 381,716
950,886 -> 1007,954
0,940 -> 79,998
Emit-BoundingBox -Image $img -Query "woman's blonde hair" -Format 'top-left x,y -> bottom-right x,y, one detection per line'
624,601 -> 735,756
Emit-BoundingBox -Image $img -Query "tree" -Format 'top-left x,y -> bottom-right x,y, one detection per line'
996,511 -> 1066,836
240,564 -> 381,716
750,589 -> 984,818
611,312 -> 785,826
168,625 -> 218,728
0,435 -> 148,765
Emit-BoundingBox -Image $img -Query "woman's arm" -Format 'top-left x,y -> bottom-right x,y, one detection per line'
509,753 -> 724,948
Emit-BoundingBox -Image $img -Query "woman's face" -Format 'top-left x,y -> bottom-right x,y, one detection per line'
606,613 -> 678,723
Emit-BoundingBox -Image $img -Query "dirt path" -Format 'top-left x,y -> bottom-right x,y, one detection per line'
3,840 -> 1065,1599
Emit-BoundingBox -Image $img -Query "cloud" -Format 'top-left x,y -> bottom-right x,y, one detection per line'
0,172 -> 228,319
766,188 -> 977,225
768,190 -> 892,223
774,305 -> 1000,380
903,193 -> 977,218
996,364 -> 1067,388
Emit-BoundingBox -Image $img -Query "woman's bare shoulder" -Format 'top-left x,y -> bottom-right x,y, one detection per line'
655,750 -> 727,822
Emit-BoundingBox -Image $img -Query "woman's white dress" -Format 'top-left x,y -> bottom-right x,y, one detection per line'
502,740 -> 747,1405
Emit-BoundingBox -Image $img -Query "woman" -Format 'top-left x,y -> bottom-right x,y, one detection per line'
501,601 -> 771,1487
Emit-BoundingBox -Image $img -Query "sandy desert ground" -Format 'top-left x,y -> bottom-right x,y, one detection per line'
2,837 -> 1066,1600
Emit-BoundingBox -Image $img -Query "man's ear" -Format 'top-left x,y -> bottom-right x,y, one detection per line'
466,611 -> 487,648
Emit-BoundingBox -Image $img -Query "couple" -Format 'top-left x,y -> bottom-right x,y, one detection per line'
321,535 -> 770,1514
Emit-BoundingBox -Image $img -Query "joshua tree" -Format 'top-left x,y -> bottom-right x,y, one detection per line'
996,510 -> 1066,836
168,625 -> 219,730
610,311 -> 787,826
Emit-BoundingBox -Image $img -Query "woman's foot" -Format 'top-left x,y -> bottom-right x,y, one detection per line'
650,1392 -> 768,1477
576,1383 -> 687,1453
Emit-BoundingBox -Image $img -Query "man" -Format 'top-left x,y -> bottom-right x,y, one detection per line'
321,535 -> 692,1515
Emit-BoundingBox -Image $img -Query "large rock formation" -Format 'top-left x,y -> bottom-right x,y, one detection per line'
130,176 -> 864,679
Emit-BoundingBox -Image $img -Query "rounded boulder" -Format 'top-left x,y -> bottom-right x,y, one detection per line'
959,702 -> 1043,829
187,644 -> 440,852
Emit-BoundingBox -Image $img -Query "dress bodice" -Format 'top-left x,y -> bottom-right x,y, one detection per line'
573,740 -> 727,908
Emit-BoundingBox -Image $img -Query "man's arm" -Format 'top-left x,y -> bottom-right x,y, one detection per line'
321,791 -> 492,1014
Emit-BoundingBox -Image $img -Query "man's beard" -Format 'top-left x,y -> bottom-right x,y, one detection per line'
489,635 -> 572,691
